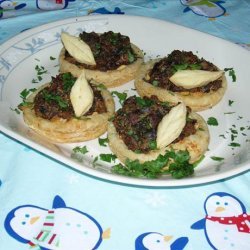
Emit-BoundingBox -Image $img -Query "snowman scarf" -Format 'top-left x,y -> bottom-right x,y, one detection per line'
28,210 -> 60,249
206,213 -> 250,233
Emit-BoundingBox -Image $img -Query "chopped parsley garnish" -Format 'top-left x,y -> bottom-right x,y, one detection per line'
228,100 -> 234,106
62,72 -> 76,92
211,156 -> 224,162
20,88 -> 36,100
111,91 -> 127,105
72,146 -> 88,154
18,88 -> 37,108
35,65 -> 47,75
92,156 -> 99,167
219,134 -> 226,139
152,80 -> 159,86
100,154 -> 117,163
98,137 -> 109,147
228,142 -> 240,147
149,140 -> 157,150
111,150 -> 195,179
172,63 -> 201,72
50,56 -> 56,60
127,50 -> 135,63
42,90 -> 69,109
207,117 -> 218,126
135,96 -> 154,107
96,84 -> 107,90
32,65 -> 48,83
173,63 -> 188,71
224,112 -> 236,115
10,107 -> 20,114
224,68 -> 236,82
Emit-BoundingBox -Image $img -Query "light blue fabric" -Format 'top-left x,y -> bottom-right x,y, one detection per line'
0,1 -> 250,250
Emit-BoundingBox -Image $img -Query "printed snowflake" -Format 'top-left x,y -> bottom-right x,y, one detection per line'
144,191 -> 167,208
67,173 -> 80,184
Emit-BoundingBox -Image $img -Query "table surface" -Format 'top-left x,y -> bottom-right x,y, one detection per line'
0,1 -> 250,250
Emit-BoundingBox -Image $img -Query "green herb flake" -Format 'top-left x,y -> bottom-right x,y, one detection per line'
92,156 -> 99,167
127,50 -> 135,63
230,129 -> 238,134
211,156 -> 224,162
173,63 -> 188,72
50,56 -> 56,60
224,112 -> 236,115
219,134 -> 226,139
98,137 -> 109,147
42,90 -> 69,109
100,154 -> 117,163
207,117 -> 218,126
111,91 -> 127,105
10,107 -> 20,114
231,134 -> 236,141
97,84 -> 107,90
32,79 -> 38,84
72,146 -> 88,155
112,150 -> 195,179
228,100 -> 234,106
152,80 -> 159,87
224,67 -> 236,82
149,140 -> 157,150
228,142 -> 241,147
62,72 -> 76,92
135,96 -> 154,107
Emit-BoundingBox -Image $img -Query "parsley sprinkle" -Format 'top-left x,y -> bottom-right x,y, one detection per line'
211,156 -> 224,162
62,72 -> 76,92
228,142 -> 241,147
127,50 -> 135,63
19,88 -> 37,107
224,68 -> 236,82
97,84 -> 107,90
50,56 -> 56,60
100,154 -> 117,163
32,79 -> 38,84
228,100 -> 234,106
98,137 -> 109,147
111,150 -> 195,179
149,140 -> 157,150
152,80 -> 159,86
92,156 -> 99,167
224,112 -> 236,115
219,134 -> 226,139
111,91 -> 127,105
207,117 -> 218,126
10,107 -> 20,114
72,146 -> 88,154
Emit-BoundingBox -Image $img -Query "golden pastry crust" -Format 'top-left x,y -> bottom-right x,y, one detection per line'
21,84 -> 115,143
135,59 -> 227,111
108,112 -> 209,164
59,44 -> 144,88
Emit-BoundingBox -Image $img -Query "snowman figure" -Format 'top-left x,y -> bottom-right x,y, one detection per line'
36,0 -> 75,10
0,0 -> 26,18
180,0 -> 226,18
191,192 -> 250,250
5,195 -> 110,250
135,232 -> 188,250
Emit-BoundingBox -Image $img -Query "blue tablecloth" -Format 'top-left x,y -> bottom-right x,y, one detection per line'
0,1 -> 250,250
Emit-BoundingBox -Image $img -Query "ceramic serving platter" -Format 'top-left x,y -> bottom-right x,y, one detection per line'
0,15 -> 249,186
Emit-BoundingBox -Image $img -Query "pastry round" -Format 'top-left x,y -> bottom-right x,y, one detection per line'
135,59 -> 227,111
21,83 -> 115,143
108,112 -> 209,164
59,44 -> 144,88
